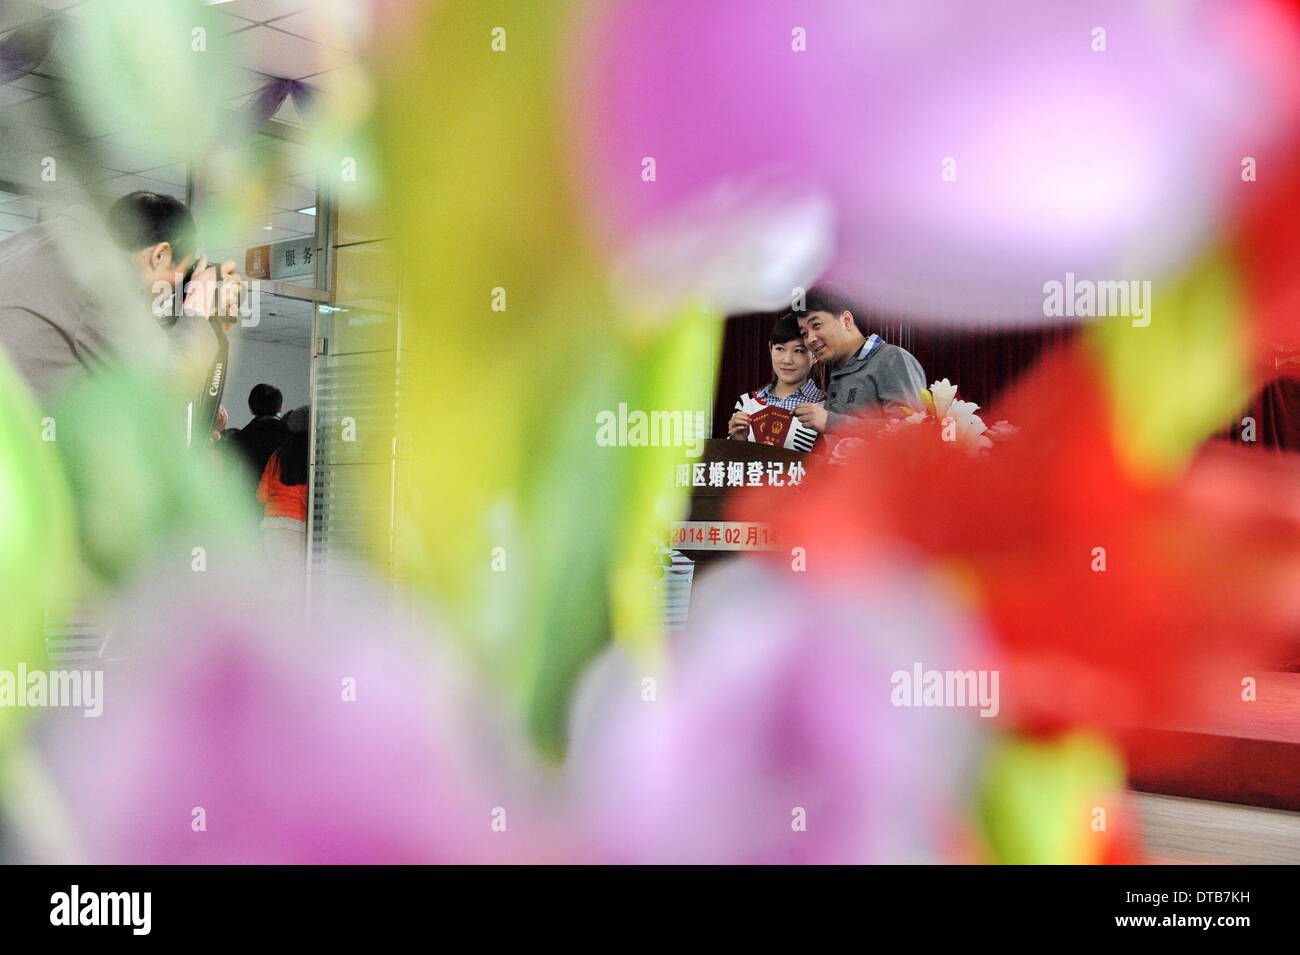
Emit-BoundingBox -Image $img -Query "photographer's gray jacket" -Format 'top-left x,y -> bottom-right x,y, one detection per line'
0,212 -> 217,408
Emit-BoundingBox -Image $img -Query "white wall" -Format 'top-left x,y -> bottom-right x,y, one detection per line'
222,338 -> 310,428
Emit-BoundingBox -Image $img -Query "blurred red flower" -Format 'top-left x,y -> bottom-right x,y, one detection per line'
757,346 -> 1300,756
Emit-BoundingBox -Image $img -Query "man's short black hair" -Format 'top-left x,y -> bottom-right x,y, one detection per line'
786,285 -> 879,335
248,383 -> 283,417
790,285 -> 858,321
105,191 -> 197,262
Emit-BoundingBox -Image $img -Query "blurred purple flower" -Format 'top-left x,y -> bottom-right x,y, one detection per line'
24,557 -> 989,865
576,0 -> 1300,321
567,559 -> 986,864
29,565 -> 554,864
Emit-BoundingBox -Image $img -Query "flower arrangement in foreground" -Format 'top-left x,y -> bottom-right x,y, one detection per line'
882,379 -> 1019,455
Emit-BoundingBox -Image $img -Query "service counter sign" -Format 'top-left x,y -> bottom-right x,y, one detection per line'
245,244 -> 270,280
245,239 -> 318,282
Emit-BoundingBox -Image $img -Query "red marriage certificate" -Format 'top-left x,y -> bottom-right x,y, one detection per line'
748,404 -> 794,447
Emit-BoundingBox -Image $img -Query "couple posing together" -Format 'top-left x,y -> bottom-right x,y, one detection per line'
727,287 -> 926,453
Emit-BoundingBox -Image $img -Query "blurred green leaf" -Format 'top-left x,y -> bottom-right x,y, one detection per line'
978,731 -> 1125,865
375,1 -> 721,756
0,350 -> 74,749
51,371 -> 260,586
1088,253 -> 1251,481
66,0 -> 228,160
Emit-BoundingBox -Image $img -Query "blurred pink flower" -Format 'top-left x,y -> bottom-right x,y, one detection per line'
575,0 -> 1300,321
26,558 -> 989,864
567,560 -> 987,864
30,566 -> 552,864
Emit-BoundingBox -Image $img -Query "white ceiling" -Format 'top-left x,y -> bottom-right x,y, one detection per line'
0,189 -> 39,237
0,0 -> 372,349
21,0 -> 365,120
243,289 -> 316,346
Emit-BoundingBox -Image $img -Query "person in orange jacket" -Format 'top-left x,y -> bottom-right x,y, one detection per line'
257,404 -> 309,573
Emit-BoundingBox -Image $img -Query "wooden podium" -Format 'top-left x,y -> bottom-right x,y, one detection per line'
685,438 -> 807,522
667,439 -> 809,585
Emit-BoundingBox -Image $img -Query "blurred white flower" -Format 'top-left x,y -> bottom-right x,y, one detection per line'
946,410 -> 994,455
929,378 -> 958,419
878,380 -> 1007,455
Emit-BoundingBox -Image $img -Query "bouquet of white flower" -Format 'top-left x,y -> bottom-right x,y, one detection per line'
881,378 -> 1018,455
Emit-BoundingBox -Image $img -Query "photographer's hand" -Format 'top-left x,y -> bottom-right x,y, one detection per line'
182,258 -> 216,318
182,259 -> 243,320
215,260 -> 244,320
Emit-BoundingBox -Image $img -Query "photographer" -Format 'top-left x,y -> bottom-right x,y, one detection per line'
0,191 -> 242,410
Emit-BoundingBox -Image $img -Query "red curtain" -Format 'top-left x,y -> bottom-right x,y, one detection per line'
1216,377 -> 1300,451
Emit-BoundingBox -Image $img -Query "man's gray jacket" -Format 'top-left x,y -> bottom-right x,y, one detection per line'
824,336 -> 927,434
0,212 -> 217,409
